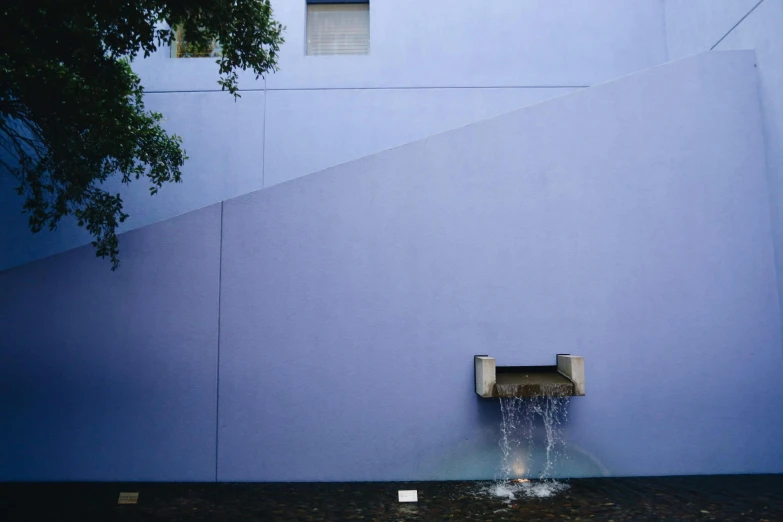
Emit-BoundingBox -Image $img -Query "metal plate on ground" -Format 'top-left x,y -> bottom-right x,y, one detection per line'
398,490 -> 418,502
118,492 -> 139,504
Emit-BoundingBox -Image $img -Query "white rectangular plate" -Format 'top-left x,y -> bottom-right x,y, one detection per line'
118,492 -> 139,505
398,490 -> 418,502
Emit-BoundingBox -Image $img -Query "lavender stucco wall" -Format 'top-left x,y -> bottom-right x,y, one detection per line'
217,51 -> 783,480
0,0 -> 668,271
1,51 -> 780,482
664,0 -> 761,60
0,205 -> 221,481
132,0 -> 667,92
666,0 -> 783,353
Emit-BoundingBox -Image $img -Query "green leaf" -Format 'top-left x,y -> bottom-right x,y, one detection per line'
1,0 -> 285,268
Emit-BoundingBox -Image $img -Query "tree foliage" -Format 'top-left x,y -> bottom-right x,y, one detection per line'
0,1 -> 284,268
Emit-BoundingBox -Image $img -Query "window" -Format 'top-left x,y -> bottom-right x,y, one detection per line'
306,1 -> 370,56
170,25 -> 222,58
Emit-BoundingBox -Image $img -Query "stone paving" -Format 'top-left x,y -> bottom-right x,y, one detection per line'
1,475 -> 782,521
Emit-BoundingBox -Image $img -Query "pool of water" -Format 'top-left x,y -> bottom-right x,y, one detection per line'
2,475 -> 782,521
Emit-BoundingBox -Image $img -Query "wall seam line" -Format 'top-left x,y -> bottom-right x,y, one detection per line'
265,85 -> 590,91
144,85 -> 588,94
215,201 -> 224,482
710,0 -> 765,50
262,78 -> 267,188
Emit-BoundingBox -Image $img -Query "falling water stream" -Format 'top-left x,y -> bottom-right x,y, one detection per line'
491,385 -> 571,500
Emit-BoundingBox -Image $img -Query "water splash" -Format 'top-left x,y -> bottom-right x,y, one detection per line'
492,384 -> 571,499
488,479 -> 569,499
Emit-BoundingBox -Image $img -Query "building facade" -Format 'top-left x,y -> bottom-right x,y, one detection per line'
2,1 -> 783,481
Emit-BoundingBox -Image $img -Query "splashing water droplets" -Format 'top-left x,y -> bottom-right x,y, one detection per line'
491,384 -> 571,499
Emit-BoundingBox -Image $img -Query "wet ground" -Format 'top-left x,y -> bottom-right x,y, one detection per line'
1,475 -> 782,521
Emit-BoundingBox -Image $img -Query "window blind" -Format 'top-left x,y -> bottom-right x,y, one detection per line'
307,4 -> 370,55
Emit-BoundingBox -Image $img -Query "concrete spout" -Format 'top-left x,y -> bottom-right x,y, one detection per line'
557,354 -> 585,396
474,354 -> 585,398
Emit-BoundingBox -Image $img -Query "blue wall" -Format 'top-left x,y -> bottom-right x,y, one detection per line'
2,51 -> 781,481
665,0 -> 783,349
0,206 -> 221,481
0,0 -> 668,271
